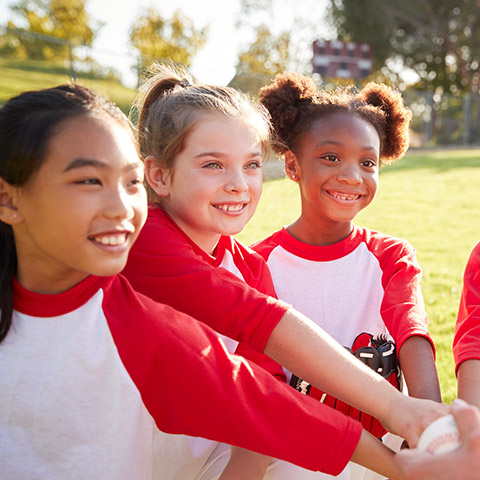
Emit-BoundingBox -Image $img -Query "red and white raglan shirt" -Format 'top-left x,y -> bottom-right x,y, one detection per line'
122,206 -> 290,478
453,241 -> 480,373
0,274 -> 362,479
252,225 -> 434,437
123,206 -> 290,353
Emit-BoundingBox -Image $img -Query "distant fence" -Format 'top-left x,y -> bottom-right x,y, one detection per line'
404,90 -> 480,148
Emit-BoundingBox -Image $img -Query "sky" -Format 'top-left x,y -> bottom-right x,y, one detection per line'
0,0 -> 330,87
0,0 -> 256,87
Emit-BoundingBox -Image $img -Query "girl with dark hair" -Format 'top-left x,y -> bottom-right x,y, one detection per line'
253,72 -> 442,479
0,83 -> 403,479
122,64 -> 447,479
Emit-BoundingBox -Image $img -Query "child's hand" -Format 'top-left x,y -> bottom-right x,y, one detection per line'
381,396 -> 451,448
394,399 -> 480,480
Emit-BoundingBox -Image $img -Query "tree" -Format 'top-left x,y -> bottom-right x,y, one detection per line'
1,0 -> 100,62
129,8 -> 208,78
231,0 -> 330,93
327,0 -> 480,93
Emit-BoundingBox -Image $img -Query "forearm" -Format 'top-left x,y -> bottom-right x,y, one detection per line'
264,308 -> 449,447
264,308 -> 402,419
219,447 -> 270,480
399,335 -> 442,402
457,359 -> 480,409
351,430 -> 401,479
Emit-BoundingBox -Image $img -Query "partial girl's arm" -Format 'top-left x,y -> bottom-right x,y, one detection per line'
218,448 -> 270,480
264,308 -> 449,448
399,335 -> 442,402
454,241 -> 480,407
457,360 -> 480,409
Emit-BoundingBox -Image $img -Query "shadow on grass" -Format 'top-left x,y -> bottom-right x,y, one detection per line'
381,148 -> 480,174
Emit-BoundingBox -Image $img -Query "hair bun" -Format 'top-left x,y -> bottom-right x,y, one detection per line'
260,72 -> 318,154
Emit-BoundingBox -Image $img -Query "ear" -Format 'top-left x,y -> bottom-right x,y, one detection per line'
144,156 -> 171,197
0,178 -> 24,225
284,151 -> 300,182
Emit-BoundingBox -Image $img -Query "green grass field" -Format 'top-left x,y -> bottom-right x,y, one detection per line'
0,57 -> 136,113
237,148 -> 480,404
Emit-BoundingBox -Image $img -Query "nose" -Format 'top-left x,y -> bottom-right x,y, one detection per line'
225,168 -> 249,193
103,187 -> 135,220
337,164 -> 362,185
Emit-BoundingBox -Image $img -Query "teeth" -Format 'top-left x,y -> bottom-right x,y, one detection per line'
215,204 -> 244,212
330,192 -> 360,201
94,234 -> 127,246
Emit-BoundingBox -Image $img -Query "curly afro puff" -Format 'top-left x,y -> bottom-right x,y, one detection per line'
259,72 -> 412,165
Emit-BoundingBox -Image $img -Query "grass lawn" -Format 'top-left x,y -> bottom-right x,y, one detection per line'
0,57 -> 136,114
237,148 -> 480,404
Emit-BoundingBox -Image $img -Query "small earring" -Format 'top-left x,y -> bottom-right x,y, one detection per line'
291,174 -> 296,179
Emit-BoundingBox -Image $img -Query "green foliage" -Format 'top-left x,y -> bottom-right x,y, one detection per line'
0,0 -> 101,63
232,0 -> 327,94
237,24 -> 290,78
238,149 -> 480,404
327,0 -> 480,94
130,8 -> 208,78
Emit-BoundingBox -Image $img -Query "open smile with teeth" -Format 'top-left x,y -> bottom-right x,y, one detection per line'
327,191 -> 362,201
213,203 -> 247,212
90,233 -> 129,246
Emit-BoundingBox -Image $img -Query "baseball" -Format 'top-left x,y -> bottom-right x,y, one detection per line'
417,414 -> 460,454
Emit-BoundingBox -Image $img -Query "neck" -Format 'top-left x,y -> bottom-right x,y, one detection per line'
287,217 -> 354,246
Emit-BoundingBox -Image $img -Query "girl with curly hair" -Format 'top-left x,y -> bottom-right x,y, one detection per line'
254,72 -> 442,479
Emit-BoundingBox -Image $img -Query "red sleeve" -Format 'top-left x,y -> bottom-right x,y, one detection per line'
105,276 -> 362,476
367,231 -> 434,353
226,237 -> 287,381
122,207 -> 290,353
453,242 -> 480,374
250,233 -> 279,262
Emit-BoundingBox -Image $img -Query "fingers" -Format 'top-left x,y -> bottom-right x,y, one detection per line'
452,399 -> 480,438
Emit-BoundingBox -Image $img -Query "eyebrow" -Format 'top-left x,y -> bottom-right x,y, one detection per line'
64,158 -> 143,172
315,141 -> 377,152
194,151 -> 263,159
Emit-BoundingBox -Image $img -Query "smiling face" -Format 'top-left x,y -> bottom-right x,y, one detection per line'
287,113 -> 380,245
12,115 -> 147,294
147,114 -> 263,254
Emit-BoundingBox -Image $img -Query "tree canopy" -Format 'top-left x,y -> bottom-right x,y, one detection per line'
129,8 -> 208,78
1,0 -> 100,62
328,0 -> 480,93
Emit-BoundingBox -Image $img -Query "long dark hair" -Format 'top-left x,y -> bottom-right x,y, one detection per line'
0,83 -> 131,343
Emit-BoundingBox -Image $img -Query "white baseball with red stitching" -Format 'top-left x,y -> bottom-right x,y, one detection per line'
417,415 -> 460,454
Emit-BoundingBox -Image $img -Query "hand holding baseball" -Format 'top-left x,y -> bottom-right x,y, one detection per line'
394,399 -> 480,480
417,414 -> 460,454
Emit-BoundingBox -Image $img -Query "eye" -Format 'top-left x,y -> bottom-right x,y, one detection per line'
128,177 -> 144,187
245,160 -> 262,169
361,159 -> 377,168
202,161 -> 222,170
75,178 -> 102,186
321,154 -> 339,163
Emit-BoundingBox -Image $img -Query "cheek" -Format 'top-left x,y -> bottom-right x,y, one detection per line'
135,191 -> 148,227
249,175 -> 263,199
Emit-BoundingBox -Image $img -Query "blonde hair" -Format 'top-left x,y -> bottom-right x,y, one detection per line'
131,63 -> 272,201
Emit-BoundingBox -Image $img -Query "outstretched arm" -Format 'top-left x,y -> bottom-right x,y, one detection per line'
265,308 -> 449,448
